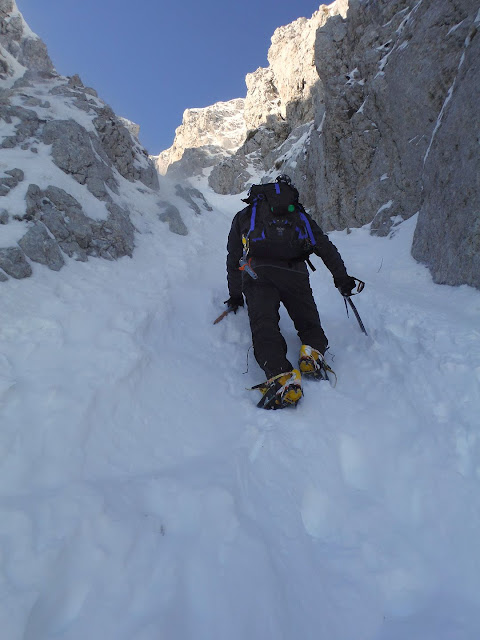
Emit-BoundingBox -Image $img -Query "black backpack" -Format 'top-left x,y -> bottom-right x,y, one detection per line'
241,176 -> 317,261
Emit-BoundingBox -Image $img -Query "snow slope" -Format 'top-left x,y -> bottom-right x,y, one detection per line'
1,177 -> 480,639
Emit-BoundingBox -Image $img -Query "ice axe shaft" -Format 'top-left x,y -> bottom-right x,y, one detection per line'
344,297 -> 368,336
213,308 -> 234,325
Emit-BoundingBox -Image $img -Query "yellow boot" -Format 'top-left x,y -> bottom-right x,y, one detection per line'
298,344 -> 328,380
256,369 -> 303,409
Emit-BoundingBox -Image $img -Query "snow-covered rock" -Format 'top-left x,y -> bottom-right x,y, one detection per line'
118,116 -> 141,139
152,98 -> 246,176
0,0 -> 210,283
0,0 -> 54,75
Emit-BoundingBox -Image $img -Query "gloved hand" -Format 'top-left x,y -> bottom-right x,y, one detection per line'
335,275 -> 357,297
224,296 -> 244,313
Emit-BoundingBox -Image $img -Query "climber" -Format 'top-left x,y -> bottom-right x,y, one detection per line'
224,174 -> 358,410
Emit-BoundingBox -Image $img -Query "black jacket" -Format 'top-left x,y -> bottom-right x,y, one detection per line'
226,205 -> 350,298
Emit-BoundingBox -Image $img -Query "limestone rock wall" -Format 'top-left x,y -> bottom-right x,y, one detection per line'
308,0 -> 479,288
411,13 -> 480,287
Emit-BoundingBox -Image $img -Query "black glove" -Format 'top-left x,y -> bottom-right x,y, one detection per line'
335,275 -> 357,297
224,296 -> 244,313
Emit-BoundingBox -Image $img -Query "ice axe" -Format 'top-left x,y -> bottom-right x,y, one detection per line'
343,278 -> 368,336
213,308 -> 234,324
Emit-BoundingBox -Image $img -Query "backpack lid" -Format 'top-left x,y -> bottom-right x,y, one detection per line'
242,175 -> 300,210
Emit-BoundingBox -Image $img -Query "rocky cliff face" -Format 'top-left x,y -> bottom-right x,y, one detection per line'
153,98 -> 247,178
410,4 -> 479,288
0,0 -> 210,283
157,0 -> 479,290
0,0 -> 53,74
157,1 -> 348,188
308,0 -> 479,288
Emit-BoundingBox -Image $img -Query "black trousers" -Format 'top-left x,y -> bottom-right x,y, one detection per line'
243,265 -> 328,379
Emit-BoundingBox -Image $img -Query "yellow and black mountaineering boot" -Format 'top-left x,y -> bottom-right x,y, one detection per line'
254,369 -> 303,410
298,344 -> 336,384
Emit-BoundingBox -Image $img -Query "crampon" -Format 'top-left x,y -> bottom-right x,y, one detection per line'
249,369 -> 303,410
298,345 -> 337,386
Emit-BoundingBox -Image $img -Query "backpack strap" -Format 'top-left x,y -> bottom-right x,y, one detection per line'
247,196 -> 266,243
241,197 -> 262,262
248,199 -> 258,236
298,210 -> 317,247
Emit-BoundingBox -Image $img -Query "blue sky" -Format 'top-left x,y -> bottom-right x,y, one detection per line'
16,1 -> 333,155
